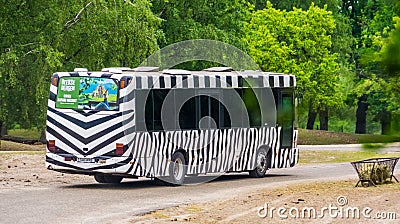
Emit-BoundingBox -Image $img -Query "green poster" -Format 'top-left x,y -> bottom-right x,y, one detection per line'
56,77 -> 80,109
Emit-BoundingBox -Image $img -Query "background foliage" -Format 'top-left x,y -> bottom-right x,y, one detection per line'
1,0 -> 399,139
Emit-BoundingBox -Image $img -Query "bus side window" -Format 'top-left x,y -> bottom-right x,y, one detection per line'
143,89 -> 173,132
176,89 -> 197,130
145,90 -> 154,131
196,94 -> 221,130
153,89 -> 169,131
222,89 -> 244,128
135,90 -> 150,132
242,88 -> 261,128
280,91 -> 294,147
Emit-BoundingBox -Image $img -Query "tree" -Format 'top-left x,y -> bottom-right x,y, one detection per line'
0,0 -> 161,139
244,3 -> 341,130
380,18 -> 400,76
249,0 -> 353,131
354,0 -> 397,134
150,0 -> 252,69
360,17 -> 400,134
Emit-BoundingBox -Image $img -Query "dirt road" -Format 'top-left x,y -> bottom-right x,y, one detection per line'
0,151 -> 366,224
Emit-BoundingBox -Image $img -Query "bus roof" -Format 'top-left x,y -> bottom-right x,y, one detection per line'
54,67 -> 296,89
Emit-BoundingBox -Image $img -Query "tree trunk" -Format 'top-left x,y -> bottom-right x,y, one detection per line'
306,104 -> 317,130
0,121 -> 7,137
381,111 -> 391,135
355,95 -> 368,134
40,128 -> 46,143
319,109 -> 329,131
392,114 -> 400,133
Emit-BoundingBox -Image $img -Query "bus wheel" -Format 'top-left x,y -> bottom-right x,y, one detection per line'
169,152 -> 186,185
94,173 -> 123,184
249,148 -> 269,178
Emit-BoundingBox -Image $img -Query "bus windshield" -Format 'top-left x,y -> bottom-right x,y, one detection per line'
56,77 -> 119,111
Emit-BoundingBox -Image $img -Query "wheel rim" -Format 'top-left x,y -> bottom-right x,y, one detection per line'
173,157 -> 184,180
256,153 -> 267,173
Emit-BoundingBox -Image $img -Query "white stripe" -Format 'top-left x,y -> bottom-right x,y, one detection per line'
176,76 -> 183,88
48,100 -> 55,108
283,76 -> 290,87
57,72 -> 71,77
153,76 -> 160,88
220,76 -> 227,88
274,76 -> 279,87
188,76 -> 194,88
131,77 -> 137,89
78,72 -> 89,77
210,76 -> 216,88
50,85 -> 58,93
199,75 -> 205,88
141,76 -> 148,89
164,76 -> 171,88
232,76 -> 238,88
263,76 -> 270,87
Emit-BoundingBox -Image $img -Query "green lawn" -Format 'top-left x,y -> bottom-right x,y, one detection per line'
300,150 -> 400,164
7,128 -> 42,140
4,127 -> 400,145
298,129 -> 400,145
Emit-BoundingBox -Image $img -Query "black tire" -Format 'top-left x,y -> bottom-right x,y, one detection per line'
169,152 -> 187,185
94,173 -> 123,184
249,148 -> 269,178
94,173 -> 107,183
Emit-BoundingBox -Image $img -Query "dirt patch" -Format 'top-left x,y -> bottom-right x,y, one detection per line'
297,129 -> 400,145
1,141 -> 399,223
130,180 -> 400,223
298,129 -> 359,145
0,140 -> 45,151
0,151 -> 93,191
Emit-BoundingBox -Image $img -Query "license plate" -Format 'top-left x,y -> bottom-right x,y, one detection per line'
76,157 -> 95,163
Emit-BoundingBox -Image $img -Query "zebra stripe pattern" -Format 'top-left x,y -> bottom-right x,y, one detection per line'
55,71 -> 296,89
114,127 -> 299,178
47,69 -> 298,177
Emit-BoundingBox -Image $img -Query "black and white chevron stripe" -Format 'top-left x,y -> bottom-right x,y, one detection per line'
46,72 -> 135,172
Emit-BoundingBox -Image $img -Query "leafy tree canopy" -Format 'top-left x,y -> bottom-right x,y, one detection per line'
0,0 -> 161,131
244,3 -> 341,110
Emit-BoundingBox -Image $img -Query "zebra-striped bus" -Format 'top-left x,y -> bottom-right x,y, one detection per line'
46,67 -> 298,185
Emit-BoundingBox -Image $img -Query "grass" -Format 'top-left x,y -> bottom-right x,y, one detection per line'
298,129 -> 400,145
150,211 -> 171,219
184,205 -> 203,212
6,128 -> 400,145
300,150 -> 400,164
6,128 -> 42,140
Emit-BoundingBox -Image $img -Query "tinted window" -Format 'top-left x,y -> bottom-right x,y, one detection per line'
176,89 -> 197,130
281,93 -> 294,147
242,88 -> 261,127
179,96 -> 197,130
